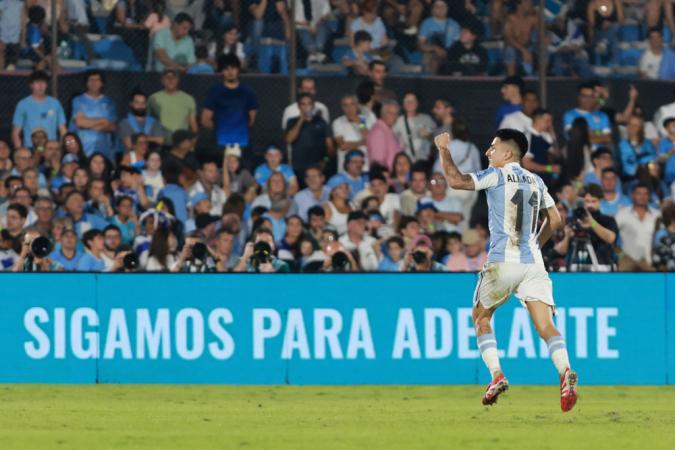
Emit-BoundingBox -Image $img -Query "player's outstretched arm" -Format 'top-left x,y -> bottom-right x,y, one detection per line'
434,133 -> 475,191
538,206 -> 561,248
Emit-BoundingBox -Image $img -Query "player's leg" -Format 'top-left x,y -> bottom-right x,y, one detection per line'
472,302 -> 502,380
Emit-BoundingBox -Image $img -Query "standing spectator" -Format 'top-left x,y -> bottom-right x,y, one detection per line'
12,71 -> 67,150
367,60 -> 397,105
143,0 -> 170,38
147,69 -> 199,147
64,190 -> 109,238
432,98 -> 455,139
442,18 -> 489,76
418,0 -> 460,76
546,11 -> 592,78
254,146 -> 298,193
563,82 -> 612,148
151,13 -> 195,72
0,0 -> 27,69
499,89 -> 539,132
339,210 -> 378,271
281,78 -> 330,131
400,163 -> 430,217
284,93 -> 334,180
342,30 -> 374,76
188,160 -> 228,216
290,0 -> 331,64
117,89 -> 164,152
616,184 -> 660,271
618,116 -> 657,178
47,228 -> 82,271
350,1 -> 403,75
323,174 -> 354,236
333,94 -> 370,173
429,172 -> 463,232
342,150 -> 368,201
599,167 -> 632,216
495,76 -> 523,129
202,54 -> 259,169
76,229 -> 106,272
445,229 -> 487,272
393,93 -> 436,163
640,27 -> 664,80
503,0 -> 537,76
366,100 -> 402,171
587,0 -> 624,70
69,70 -> 118,159
294,166 -> 329,222
522,108 -> 561,188
248,0 -> 291,69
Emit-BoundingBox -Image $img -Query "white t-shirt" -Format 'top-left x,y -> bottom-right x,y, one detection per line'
140,249 -> 177,271
639,48 -> 663,80
499,110 -> 532,133
208,41 -> 246,60
332,115 -> 370,172
187,181 -> 227,218
379,193 -> 401,237
338,233 -> 378,271
432,195 -> 464,232
392,113 -> 436,162
433,140 -> 482,177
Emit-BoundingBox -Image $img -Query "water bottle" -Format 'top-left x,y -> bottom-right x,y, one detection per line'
58,41 -> 71,60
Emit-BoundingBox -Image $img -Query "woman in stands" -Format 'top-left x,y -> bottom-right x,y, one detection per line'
72,167 -> 89,193
323,175 -> 355,236
62,132 -> 87,163
211,23 -> 246,70
389,152 -> 411,194
142,149 -> 164,202
141,226 -> 178,271
618,115 -> 658,179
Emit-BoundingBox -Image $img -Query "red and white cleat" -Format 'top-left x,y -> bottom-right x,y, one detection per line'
482,373 -> 509,406
560,368 -> 578,412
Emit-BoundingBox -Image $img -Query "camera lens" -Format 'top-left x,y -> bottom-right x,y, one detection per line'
332,251 -> 349,269
573,207 -> 587,220
191,242 -> 208,261
412,251 -> 427,265
30,236 -> 53,258
253,241 -> 272,263
123,253 -> 139,270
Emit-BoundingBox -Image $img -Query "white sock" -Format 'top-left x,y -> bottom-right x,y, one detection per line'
478,334 -> 502,379
547,335 -> 570,377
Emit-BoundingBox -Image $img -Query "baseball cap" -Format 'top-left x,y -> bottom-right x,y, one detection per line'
196,213 -> 219,229
31,127 -> 48,136
411,234 -> 432,249
416,196 -> 438,214
344,149 -> 365,162
62,154 -> 80,164
347,210 -> 367,222
224,144 -> 241,158
265,146 -> 282,154
172,129 -> 195,145
326,173 -> 350,191
462,229 -> 481,246
191,192 -> 210,206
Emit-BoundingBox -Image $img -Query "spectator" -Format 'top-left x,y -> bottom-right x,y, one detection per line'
282,78 -> 330,129
342,150 -> 368,201
364,169 -> 400,237
306,205 -> 326,245
13,227 -> 63,272
371,235 -> 404,271
503,0 -> 537,76
107,195 -> 140,245
342,30 -> 374,76
624,103 -> 659,147
171,230 -> 217,272
147,69 -> 199,147
522,108 -> 561,188
114,166 -> 153,212
62,132 -> 87,162
202,54 -> 259,169
639,27 -> 664,80
0,140 -> 12,170
393,93 -> 436,163
418,0 -> 460,76
356,81 -> 378,128
4,204 -> 27,253
429,172 -> 463,232
222,145 -> 257,202
440,230 -> 461,263
400,163 -> 430,217
188,160 -> 228,216
187,45 -> 215,74
254,146 -> 298,193
401,234 -> 448,272
653,204 -> 675,271
368,60 -> 398,105
546,11 -> 592,78
11,187 -> 37,226
49,154 -> 79,194
248,0 -> 291,69
29,127 -> 48,162
36,139 -> 59,180
599,167 -> 632,216
294,166 -> 329,222
416,196 -> 439,235
442,18 -> 489,76
12,147 -> 47,189
616,184 -> 660,271
495,76 -> 524,129
109,0 -> 149,67
22,5 -> 60,72
587,0 -> 624,70
284,93 -> 334,181
33,196 -> 54,234
445,229 -> 487,272
195,213 -> 220,242
143,0 -> 170,38
64,190 -> 109,238
583,147 -> 615,187
232,227 -> 290,272
618,116 -> 657,178
101,224 -> 122,269
184,192 -> 212,232
632,162 -> 670,206
69,70 -> 118,159
367,99 -> 402,171
659,117 -> 675,184
323,173 -> 354,236
350,1 -> 403,75
120,133 -> 149,169
338,210 -> 378,271
118,89 -> 165,153
12,71 -> 67,150
84,178 -> 113,218
76,229 -> 106,272
290,0 -> 331,64
48,228 -> 83,271
210,23 -> 246,68
657,41 -> 675,80
380,0 -> 425,36
142,149 -> 164,202
211,225 -> 239,271
499,89 -> 539,132
563,82 -> 612,148
161,129 -> 200,191
0,0 -> 26,69
72,167 -> 89,193
250,172 -> 299,216
151,13 -> 195,72
564,118 -> 593,179
333,94 -> 370,173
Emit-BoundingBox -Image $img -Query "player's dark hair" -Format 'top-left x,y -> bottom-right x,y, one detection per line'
494,128 -> 528,161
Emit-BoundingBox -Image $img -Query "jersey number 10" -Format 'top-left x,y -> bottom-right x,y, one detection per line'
510,189 -> 539,234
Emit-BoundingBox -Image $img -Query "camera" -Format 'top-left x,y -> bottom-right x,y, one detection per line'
331,251 -> 349,271
191,242 -> 208,261
123,253 -> 139,270
30,236 -> 52,258
253,241 -> 272,265
573,206 -> 587,220
412,251 -> 428,265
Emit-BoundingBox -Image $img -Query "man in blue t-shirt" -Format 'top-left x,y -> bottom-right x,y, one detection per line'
201,54 -> 258,169
69,69 -> 118,159
418,0 -> 460,76
562,82 -> 612,148
48,228 -> 84,271
599,168 -> 632,217
64,190 -> 110,238
254,146 -> 298,193
495,76 -> 524,129
12,70 -> 67,150
76,229 -> 106,272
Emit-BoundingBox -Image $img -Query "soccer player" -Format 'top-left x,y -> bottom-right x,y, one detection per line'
434,129 -> 578,412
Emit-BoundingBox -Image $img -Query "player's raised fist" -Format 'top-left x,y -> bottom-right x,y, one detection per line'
434,133 -> 450,150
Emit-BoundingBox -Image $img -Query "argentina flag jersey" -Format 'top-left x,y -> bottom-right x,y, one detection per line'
469,163 -> 555,265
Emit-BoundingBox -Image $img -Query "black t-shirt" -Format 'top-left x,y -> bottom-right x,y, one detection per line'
161,152 -> 200,184
286,116 -> 332,173
568,211 -> 618,266
443,41 -> 489,76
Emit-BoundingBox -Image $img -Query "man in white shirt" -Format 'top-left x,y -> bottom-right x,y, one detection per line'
615,184 -> 661,272
332,94 -> 370,173
653,98 -> 675,138
338,211 -> 378,271
187,160 -> 227,217
428,173 -> 463,232
281,77 -> 330,129
498,89 -> 539,132
639,27 -> 664,80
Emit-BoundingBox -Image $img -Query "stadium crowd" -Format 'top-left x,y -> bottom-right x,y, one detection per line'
3,0 -> 675,77
1,61 -> 675,273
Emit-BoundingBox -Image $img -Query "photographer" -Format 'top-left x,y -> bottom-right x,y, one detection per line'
13,227 -> 63,272
557,183 -> 618,272
232,227 -> 291,273
401,234 -> 448,272
171,230 -> 217,273
108,244 -> 139,273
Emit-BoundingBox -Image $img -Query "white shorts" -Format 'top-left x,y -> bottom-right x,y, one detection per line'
473,262 -> 556,313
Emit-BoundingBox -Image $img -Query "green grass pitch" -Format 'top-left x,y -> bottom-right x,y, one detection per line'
0,384 -> 673,449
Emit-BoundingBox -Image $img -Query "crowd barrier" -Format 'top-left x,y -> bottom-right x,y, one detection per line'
2,273 -> 672,385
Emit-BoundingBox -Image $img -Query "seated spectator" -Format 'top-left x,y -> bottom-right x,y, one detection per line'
64,190 -> 109,238
0,140 -> 12,170
307,205 -> 326,245
294,166 -> 329,222
362,169 -> 400,237
232,227 -> 290,272
143,0 -> 170,39
222,145 -> 257,202
389,152 -> 412,194
401,234 -> 448,272
276,214 -> 304,265
495,76 -> 524,129
12,71 -> 67,151
400,163 -> 430,217
342,30 -> 375,76
442,18 -> 488,76
282,78 -> 330,129
418,0 -> 460,76
49,154 -> 79,194
368,60 -> 398,106
445,229 -> 487,272
499,89 -> 539,132
587,0 -> 624,70
142,150 -> 164,202
171,230 -> 217,272
625,103 -> 659,147
184,192 -> 212,233
639,27 -> 664,80
12,147 -> 47,189
371,235 -> 405,271
114,166 -> 153,213
653,204 -> 675,271
440,230 -> 461,263
187,45 -> 215,74
546,11 -> 592,78
250,172 -> 299,217
63,132 -> 87,162
23,6 -> 62,72
291,0 -> 331,64
209,23 -> 246,68
188,160 -> 228,216
0,229 -> 19,270
338,210 -> 378,271
107,196 -> 140,245
600,167 -> 632,216
211,225 -> 239,271
13,226 -> 63,272
416,196 -> 438,235
381,0 -> 425,36
254,146 -> 298,193
33,196 -> 54,235
108,0 -> 149,66
323,174 -> 354,236
503,0 -> 537,76
85,178 -> 113,219
429,172 -> 463,232
631,163 -> 671,206
120,133 -> 150,168
148,69 -> 199,147
247,0 -> 291,69
659,117 -> 675,184
616,184 -> 660,272
393,93 -> 435,163
618,116 -> 658,178
151,13 -> 195,72
72,167 -> 89,193
356,81 -> 378,128
76,229 -> 106,272
4,204 -> 28,253
158,170 -> 189,226
522,108 -> 561,188
350,1 -> 403,74
367,100 -> 402,171
0,0 -> 26,69
563,82 -> 612,148
11,187 -> 37,226
69,70 -> 118,159
118,89 -> 165,153
343,150 -> 368,201
48,228 -> 83,271
262,194 -> 294,242
161,129 -> 200,191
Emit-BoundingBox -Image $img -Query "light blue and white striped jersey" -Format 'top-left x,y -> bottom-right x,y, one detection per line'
469,163 -> 555,265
